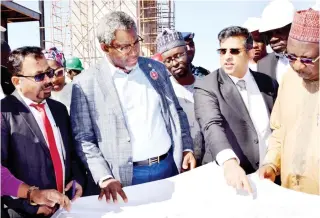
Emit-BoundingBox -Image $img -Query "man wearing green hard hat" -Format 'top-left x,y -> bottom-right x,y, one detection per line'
66,57 -> 84,82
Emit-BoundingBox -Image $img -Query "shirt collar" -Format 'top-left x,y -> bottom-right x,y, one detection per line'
105,56 -> 138,77
17,90 -> 46,106
228,68 -> 251,85
274,52 -> 286,59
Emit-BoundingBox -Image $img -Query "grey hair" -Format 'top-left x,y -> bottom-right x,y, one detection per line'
96,11 -> 137,44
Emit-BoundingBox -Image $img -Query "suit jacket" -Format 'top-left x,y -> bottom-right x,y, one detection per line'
1,91 -> 85,216
194,68 -> 278,174
70,57 -> 193,187
257,53 -> 279,80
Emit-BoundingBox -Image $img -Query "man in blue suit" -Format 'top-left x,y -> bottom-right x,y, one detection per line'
70,11 -> 196,204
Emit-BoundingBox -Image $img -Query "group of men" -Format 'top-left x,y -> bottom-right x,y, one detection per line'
1,0 -> 319,217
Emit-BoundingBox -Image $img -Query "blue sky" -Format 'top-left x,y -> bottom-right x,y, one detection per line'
7,0 -> 315,71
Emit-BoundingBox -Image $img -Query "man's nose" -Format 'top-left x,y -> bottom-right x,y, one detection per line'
43,73 -> 53,83
292,59 -> 307,72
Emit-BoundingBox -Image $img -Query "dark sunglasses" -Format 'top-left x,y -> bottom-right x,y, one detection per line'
285,53 -> 320,65
16,68 -> 64,82
217,48 -> 245,55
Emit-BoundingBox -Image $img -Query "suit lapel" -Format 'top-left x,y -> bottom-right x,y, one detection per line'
96,59 -> 127,124
218,69 -> 255,131
138,57 -> 163,95
12,91 -> 51,157
138,57 -> 171,127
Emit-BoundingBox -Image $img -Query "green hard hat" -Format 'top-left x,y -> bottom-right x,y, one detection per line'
65,57 -> 84,71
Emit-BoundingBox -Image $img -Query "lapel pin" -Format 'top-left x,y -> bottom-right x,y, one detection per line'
150,69 -> 159,80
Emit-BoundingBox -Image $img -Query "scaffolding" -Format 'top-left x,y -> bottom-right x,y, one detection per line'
47,0 -> 175,68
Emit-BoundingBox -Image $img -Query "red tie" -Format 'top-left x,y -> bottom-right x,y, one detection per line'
30,103 -> 63,193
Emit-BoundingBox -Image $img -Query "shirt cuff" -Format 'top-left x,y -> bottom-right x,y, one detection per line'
98,175 -> 113,188
216,149 -> 240,166
183,149 -> 193,153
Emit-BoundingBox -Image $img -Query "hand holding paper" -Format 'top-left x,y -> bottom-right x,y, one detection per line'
259,165 -> 276,182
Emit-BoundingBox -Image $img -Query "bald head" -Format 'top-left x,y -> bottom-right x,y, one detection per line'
1,39 -> 11,67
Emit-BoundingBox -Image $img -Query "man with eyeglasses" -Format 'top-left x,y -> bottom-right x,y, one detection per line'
259,9 -> 319,195
1,46 -> 85,217
257,0 -> 295,84
156,29 -> 204,166
182,32 -> 210,77
70,11 -> 195,204
194,26 -> 278,194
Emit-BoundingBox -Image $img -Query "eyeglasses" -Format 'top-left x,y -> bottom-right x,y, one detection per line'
110,36 -> 143,54
53,68 -> 65,77
163,52 -> 187,66
285,53 -> 320,65
16,68 -> 65,82
217,48 -> 246,55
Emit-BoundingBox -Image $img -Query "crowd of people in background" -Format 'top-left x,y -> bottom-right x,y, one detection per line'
1,0 -> 319,217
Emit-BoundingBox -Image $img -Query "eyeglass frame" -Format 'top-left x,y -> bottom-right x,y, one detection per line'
217,48 -> 248,56
284,53 -> 320,66
163,51 -> 188,67
16,67 -> 65,82
108,36 -> 144,55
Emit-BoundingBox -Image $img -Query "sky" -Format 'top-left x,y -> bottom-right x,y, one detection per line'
6,0 -> 315,71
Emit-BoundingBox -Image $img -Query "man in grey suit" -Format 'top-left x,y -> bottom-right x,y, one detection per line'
194,26 -> 278,194
70,11 -> 196,203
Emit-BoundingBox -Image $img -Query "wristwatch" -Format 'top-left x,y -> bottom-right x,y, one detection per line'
27,186 -> 39,205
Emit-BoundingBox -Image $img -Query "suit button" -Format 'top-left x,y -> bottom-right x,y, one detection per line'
127,137 -> 131,142
128,161 -> 133,165
254,139 -> 259,144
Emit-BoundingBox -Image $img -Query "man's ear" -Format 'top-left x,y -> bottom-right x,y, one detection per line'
11,76 -> 20,86
100,43 -> 109,52
248,48 -> 255,60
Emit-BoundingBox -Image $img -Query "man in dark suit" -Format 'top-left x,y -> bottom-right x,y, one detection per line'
257,0 -> 294,82
1,47 -> 84,217
194,26 -> 278,194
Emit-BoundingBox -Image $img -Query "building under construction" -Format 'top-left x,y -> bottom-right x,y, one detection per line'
48,0 -> 175,68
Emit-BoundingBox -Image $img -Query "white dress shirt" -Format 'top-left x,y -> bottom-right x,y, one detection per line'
276,55 -> 290,84
248,62 -> 257,72
107,60 -> 172,162
18,92 -> 66,185
216,69 -> 271,167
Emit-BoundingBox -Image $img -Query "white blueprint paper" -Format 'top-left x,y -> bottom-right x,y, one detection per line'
52,163 -> 320,218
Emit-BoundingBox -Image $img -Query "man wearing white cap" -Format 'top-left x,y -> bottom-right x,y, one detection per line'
258,0 -> 295,83
243,17 -> 268,71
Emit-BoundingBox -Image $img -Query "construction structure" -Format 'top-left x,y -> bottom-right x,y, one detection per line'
47,0 -> 175,68
1,0 -> 45,47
